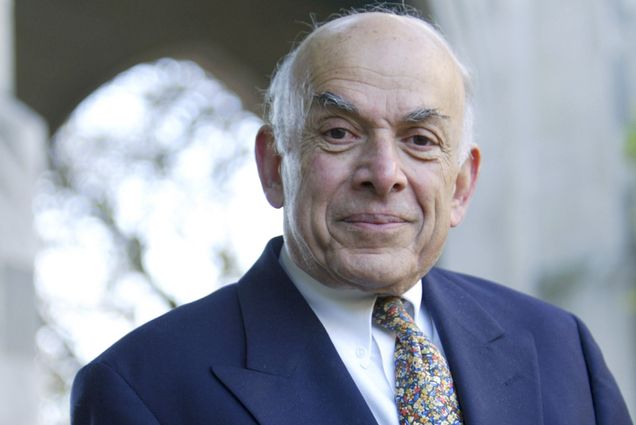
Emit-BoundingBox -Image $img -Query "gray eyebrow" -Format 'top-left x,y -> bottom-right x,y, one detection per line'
313,91 -> 358,113
313,93 -> 448,124
404,108 -> 449,123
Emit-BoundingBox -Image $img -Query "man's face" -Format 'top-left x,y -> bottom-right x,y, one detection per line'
257,14 -> 480,295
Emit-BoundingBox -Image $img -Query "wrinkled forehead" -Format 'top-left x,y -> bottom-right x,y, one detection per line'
291,13 -> 465,123
294,13 -> 464,105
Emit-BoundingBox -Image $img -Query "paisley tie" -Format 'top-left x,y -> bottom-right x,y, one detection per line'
373,296 -> 463,425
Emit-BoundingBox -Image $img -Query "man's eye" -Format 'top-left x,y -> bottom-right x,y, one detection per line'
403,134 -> 439,148
409,135 -> 435,146
324,128 -> 350,139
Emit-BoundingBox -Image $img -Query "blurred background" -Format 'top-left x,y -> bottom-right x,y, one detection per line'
1,0 -> 635,423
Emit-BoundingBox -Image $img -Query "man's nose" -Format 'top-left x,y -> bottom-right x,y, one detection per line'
352,136 -> 407,196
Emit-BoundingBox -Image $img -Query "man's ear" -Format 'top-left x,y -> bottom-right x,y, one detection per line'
450,145 -> 481,227
255,125 -> 284,208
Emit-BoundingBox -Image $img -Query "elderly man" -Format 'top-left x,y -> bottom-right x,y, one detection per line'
71,8 -> 632,425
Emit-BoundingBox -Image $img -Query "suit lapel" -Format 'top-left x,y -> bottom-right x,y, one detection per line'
211,240 -> 544,425
211,238 -> 378,425
422,270 -> 543,425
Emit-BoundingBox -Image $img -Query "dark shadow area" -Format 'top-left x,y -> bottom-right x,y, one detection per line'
16,0 -> 429,132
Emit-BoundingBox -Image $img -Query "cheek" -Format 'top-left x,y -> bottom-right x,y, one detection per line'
432,158 -> 460,201
411,164 -> 449,200
437,155 -> 458,186
287,153 -> 342,222
306,153 -> 350,197
303,154 -> 354,230
410,164 -> 458,231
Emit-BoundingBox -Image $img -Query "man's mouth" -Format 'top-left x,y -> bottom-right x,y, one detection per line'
342,213 -> 408,225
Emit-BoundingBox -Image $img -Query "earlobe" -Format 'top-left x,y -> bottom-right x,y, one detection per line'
450,146 -> 481,227
255,125 -> 284,208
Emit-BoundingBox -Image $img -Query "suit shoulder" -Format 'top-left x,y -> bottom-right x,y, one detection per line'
91,282 -> 244,370
72,283 -> 252,423
428,267 -> 574,323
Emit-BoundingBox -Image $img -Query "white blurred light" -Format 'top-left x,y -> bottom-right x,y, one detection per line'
36,58 -> 283,372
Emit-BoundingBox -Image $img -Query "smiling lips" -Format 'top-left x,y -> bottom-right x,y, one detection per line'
342,213 -> 410,226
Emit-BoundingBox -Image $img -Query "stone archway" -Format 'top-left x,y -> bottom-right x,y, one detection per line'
15,0 -> 395,132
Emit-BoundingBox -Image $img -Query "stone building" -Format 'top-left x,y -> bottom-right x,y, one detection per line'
0,0 -> 46,423
429,0 -> 636,412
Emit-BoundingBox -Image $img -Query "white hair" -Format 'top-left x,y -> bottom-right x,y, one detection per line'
263,6 -> 474,164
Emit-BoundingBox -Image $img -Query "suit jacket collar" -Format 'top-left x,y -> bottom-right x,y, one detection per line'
422,269 -> 543,425
211,237 -> 378,425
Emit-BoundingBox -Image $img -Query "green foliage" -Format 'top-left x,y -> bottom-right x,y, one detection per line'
626,119 -> 636,163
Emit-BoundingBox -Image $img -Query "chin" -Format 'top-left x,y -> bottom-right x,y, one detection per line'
350,276 -> 418,296
334,259 -> 420,295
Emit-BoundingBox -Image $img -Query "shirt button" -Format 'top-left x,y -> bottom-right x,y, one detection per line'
355,346 -> 367,359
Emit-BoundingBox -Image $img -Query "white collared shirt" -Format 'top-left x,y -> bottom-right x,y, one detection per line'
279,245 -> 445,425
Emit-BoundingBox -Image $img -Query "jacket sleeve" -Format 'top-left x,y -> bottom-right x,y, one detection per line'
576,317 -> 633,425
71,361 -> 161,425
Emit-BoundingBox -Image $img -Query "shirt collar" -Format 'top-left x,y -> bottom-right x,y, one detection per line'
279,244 -> 376,327
279,244 -> 423,353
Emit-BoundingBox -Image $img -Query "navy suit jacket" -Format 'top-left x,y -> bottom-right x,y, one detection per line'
71,237 -> 632,424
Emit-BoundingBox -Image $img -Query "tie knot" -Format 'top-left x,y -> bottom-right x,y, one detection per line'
373,296 -> 419,336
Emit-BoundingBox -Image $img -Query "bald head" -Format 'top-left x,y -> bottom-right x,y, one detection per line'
264,10 -> 473,161
298,13 -> 463,80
